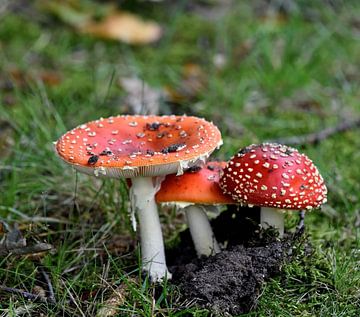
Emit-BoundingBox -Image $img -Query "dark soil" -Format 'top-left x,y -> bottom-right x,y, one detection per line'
167,206 -> 296,316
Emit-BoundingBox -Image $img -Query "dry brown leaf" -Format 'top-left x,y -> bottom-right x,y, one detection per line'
81,11 -> 162,45
96,278 -> 137,317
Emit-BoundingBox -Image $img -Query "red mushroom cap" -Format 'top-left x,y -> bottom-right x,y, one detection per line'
220,143 -> 327,210
55,115 -> 222,178
156,162 -> 235,205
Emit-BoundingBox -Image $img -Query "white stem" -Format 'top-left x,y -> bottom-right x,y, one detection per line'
131,177 -> 171,281
185,205 -> 220,257
260,207 -> 284,237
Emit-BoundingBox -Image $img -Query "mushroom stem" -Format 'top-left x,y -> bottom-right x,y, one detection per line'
260,207 -> 284,237
131,177 -> 171,281
185,205 -> 221,257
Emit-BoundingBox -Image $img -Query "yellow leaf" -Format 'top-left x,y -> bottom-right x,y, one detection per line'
81,11 -> 162,45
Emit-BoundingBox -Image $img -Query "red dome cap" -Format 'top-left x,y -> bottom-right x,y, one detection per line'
55,115 -> 222,178
220,143 -> 327,210
156,162 -> 235,205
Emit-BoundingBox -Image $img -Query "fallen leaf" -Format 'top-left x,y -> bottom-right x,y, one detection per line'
39,1 -> 162,45
97,278 -> 137,317
119,77 -> 163,114
32,286 -> 47,300
81,11 -> 162,45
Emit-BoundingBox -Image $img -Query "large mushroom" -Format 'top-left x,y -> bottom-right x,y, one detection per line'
156,162 -> 234,257
55,115 -> 222,281
220,143 -> 327,236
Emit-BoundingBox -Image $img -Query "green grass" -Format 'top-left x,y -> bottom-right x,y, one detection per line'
1,1 -> 360,316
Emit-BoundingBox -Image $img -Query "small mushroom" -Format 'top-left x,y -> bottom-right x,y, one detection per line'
55,115 -> 222,281
156,162 -> 234,257
220,143 -> 327,236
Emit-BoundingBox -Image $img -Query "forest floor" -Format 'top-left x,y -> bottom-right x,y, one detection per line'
0,0 -> 359,316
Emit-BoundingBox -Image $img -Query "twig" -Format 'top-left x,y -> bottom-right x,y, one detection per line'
0,242 -> 53,256
270,118 -> 360,146
0,285 -> 46,302
39,266 -> 56,304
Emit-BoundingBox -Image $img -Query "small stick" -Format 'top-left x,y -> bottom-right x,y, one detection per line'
0,242 -> 53,256
39,266 -> 56,304
271,118 -> 360,146
0,285 -> 46,302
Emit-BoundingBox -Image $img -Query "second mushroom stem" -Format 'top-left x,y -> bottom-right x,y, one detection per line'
260,207 -> 285,237
185,205 -> 221,257
131,177 -> 171,281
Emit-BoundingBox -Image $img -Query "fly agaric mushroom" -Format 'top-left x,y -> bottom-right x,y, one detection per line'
55,115 -> 222,281
220,143 -> 327,236
156,162 -> 234,257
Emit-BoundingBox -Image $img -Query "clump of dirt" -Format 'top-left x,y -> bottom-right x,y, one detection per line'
168,206 -> 296,316
172,239 -> 288,316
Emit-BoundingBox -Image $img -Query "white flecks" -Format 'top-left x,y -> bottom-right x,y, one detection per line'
136,132 -> 145,138
94,167 -> 107,177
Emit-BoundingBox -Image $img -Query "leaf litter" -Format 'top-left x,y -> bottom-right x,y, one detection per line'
38,0 -> 162,45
